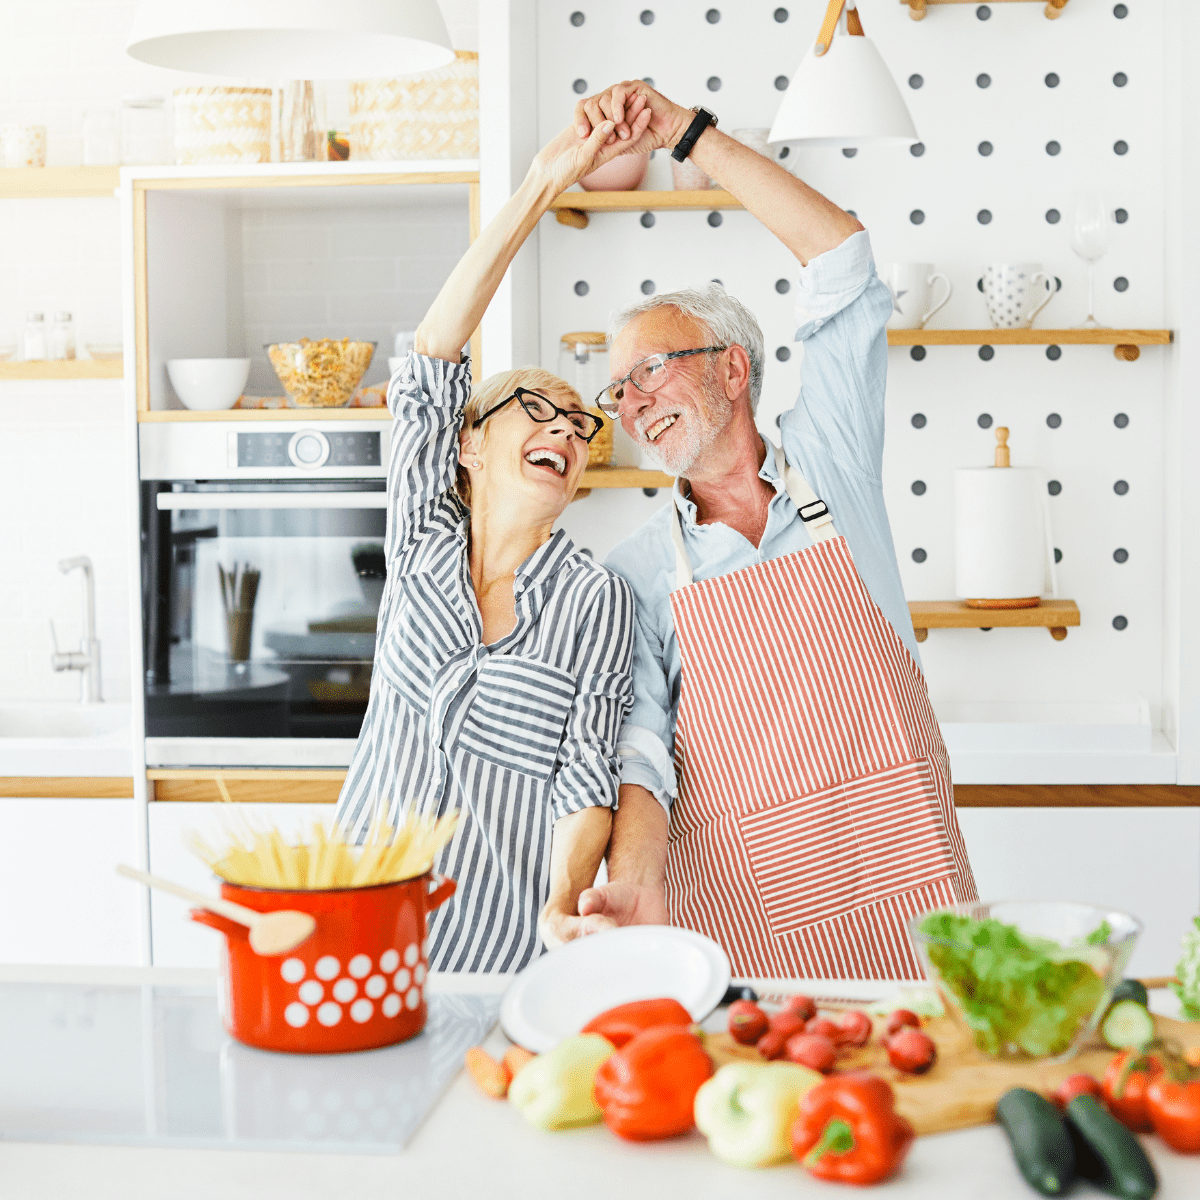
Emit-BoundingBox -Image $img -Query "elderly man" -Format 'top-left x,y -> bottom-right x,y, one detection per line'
543,82 -> 977,980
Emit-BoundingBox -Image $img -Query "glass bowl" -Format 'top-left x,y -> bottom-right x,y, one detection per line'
265,339 -> 376,408
910,900 -> 1141,1062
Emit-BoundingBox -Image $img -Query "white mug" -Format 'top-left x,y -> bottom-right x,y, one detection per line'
982,263 -> 1058,329
878,263 -> 953,330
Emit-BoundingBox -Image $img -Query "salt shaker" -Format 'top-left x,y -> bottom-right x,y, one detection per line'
23,313 -> 48,361
49,312 -> 76,361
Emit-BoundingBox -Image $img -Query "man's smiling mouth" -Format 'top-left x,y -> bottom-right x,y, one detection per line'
646,413 -> 678,442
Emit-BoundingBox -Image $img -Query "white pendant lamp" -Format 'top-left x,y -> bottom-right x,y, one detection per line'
769,0 -> 918,148
126,0 -> 455,79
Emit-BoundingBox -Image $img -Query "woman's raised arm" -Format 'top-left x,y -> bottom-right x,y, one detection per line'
414,113 -> 649,363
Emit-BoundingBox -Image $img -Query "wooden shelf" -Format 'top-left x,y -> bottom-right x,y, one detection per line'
888,329 -> 1170,362
0,359 -> 122,380
550,189 -> 740,228
0,166 -> 120,199
580,466 -> 673,489
902,0 -> 1069,20
148,767 -> 345,804
910,599 -> 1080,642
137,406 -> 389,422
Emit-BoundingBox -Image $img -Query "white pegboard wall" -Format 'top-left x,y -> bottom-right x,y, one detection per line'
542,0 -> 1167,722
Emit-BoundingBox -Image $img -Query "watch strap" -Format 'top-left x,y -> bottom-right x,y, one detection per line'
671,107 -> 717,162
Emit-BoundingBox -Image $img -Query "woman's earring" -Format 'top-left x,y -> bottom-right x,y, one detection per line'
472,460 -> 482,469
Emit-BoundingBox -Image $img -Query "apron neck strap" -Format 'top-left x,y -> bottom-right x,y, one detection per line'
670,443 -> 840,590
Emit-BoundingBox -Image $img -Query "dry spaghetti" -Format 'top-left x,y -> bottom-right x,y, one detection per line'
186,806 -> 459,890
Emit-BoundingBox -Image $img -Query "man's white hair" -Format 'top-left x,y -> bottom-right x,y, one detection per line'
607,283 -> 766,413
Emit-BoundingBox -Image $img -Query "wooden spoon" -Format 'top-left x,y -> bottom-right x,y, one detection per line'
116,864 -> 316,956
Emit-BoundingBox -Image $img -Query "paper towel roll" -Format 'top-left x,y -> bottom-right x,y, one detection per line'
954,467 -> 1048,601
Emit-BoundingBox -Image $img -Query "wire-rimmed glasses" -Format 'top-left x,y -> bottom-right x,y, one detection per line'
471,386 -> 605,442
595,346 -> 727,416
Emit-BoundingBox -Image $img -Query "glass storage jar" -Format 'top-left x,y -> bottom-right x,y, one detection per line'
558,332 -> 612,468
81,105 -> 118,165
120,96 -> 168,165
23,313 -> 47,362
49,312 -> 75,361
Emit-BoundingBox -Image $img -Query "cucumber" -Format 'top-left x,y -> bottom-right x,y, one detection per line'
1065,1094 -> 1158,1199
1110,979 -> 1150,1009
996,1088 -> 1076,1196
1102,1000 -> 1155,1050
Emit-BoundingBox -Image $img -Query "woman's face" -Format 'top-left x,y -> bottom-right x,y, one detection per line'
460,390 -> 590,517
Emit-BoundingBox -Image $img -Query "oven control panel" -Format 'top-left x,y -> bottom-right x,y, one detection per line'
235,430 -> 382,471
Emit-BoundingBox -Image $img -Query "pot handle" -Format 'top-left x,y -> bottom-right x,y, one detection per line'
426,874 -> 457,913
189,907 -> 250,942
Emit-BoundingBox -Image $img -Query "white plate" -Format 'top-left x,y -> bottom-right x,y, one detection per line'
500,926 -> 730,1053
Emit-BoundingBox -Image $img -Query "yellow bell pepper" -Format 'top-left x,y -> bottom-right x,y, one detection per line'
507,1034 -> 614,1130
694,1061 -> 824,1168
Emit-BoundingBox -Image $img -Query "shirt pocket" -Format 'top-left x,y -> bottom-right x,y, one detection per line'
455,656 -> 576,781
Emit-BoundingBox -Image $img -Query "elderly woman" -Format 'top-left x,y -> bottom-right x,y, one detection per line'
335,110 -> 652,972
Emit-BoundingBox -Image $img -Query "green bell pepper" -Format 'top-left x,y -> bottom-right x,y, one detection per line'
507,1034 -> 614,1130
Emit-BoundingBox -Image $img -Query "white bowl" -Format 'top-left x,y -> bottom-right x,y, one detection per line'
167,357 -> 251,411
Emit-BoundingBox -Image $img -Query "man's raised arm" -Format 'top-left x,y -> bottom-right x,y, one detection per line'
573,80 -> 862,267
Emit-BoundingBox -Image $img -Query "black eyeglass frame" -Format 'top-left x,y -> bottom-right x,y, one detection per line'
471,386 -> 605,443
594,345 -> 728,415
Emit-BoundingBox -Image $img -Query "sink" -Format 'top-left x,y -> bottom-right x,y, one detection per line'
0,702 -> 132,777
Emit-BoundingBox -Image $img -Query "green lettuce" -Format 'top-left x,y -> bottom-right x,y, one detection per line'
1172,916 -> 1200,1021
919,912 -> 1107,1057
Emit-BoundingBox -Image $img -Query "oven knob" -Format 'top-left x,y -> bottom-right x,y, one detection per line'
287,429 -> 330,469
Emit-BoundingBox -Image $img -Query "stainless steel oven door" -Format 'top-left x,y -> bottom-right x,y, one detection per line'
142,481 -> 389,767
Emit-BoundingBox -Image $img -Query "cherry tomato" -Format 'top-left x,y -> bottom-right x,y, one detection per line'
727,1000 -> 769,1046
1051,1073 -> 1102,1111
886,1027 -> 937,1075
805,1016 -> 841,1042
785,1032 -> 837,1074
885,1009 -> 921,1038
783,994 -> 817,1022
835,1010 -> 873,1048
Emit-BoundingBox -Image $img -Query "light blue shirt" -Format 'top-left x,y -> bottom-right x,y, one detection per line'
604,230 -> 918,810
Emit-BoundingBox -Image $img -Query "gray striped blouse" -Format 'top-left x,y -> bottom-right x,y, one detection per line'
334,353 -> 635,973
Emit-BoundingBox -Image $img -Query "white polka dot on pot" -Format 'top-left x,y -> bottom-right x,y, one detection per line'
405,987 -> 421,1011
382,993 -> 402,1018
317,1001 -> 343,1027
315,956 -> 341,981
350,998 -> 374,1024
378,949 -> 398,972
393,968 -> 411,992
365,974 -> 387,999
280,958 -> 306,984
284,1002 -> 310,1028
298,980 -> 324,1005
332,978 -> 357,1003
404,944 -> 420,968
414,964 -> 426,985
348,954 -> 372,979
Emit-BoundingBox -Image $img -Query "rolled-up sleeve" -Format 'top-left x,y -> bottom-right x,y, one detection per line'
549,575 -> 635,821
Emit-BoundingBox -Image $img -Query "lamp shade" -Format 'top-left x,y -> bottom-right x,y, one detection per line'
126,0 -> 455,80
769,35 -> 918,148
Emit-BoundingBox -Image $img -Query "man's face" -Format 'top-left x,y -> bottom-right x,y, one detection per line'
608,308 -> 733,476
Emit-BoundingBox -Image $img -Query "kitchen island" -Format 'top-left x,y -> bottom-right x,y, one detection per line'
1,966 -> 1197,1200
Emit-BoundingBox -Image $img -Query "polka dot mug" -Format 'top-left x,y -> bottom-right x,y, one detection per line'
190,872 -> 456,1054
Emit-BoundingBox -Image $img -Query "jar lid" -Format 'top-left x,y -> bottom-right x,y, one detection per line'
560,331 -> 607,347
26,312 -> 44,321
54,311 -> 72,321
121,95 -> 165,108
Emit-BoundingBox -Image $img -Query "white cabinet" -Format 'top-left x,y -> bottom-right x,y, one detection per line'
148,801 -> 334,967
0,798 -> 143,965
956,807 -> 1200,977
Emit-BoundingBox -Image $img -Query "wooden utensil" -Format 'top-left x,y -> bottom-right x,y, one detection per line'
116,864 -> 316,955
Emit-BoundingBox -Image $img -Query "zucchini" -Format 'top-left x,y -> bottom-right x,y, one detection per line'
1065,1094 -> 1158,1199
996,1088 -> 1075,1196
1102,1000 -> 1155,1050
1110,979 -> 1150,1009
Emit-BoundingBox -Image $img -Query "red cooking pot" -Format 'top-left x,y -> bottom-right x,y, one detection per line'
190,872 -> 456,1054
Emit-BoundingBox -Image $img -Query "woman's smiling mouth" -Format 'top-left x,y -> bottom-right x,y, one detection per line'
524,448 -> 568,475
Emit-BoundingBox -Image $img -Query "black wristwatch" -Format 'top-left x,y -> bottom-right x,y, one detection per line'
671,106 -> 717,162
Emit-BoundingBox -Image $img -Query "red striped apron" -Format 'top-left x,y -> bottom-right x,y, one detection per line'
666,445 -> 977,981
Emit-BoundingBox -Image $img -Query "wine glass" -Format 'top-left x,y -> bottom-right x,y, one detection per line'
1070,194 -> 1116,328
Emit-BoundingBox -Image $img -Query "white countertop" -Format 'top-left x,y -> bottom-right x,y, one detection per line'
1,966 -> 1198,1200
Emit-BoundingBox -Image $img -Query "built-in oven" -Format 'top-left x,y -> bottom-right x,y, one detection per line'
139,420 -> 391,767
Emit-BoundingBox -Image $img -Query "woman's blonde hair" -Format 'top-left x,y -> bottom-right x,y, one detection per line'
457,368 -> 583,504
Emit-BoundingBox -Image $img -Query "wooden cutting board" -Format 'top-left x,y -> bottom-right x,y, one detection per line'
707,1012 -> 1200,1136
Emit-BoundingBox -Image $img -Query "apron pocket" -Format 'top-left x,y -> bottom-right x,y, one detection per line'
455,656 -> 576,780
736,757 -> 959,937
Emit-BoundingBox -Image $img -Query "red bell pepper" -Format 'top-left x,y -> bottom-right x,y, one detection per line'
1102,1050 -> 1164,1133
790,1072 -> 915,1185
580,997 -> 692,1049
592,1025 -> 713,1141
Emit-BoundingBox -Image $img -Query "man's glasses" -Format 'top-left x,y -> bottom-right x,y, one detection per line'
595,346 -> 727,416
472,386 -> 605,442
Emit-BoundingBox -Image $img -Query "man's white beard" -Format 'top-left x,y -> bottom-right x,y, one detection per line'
638,370 -> 732,476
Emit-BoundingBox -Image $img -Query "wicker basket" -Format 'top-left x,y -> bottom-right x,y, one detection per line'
350,51 -> 478,160
174,87 -> 272,165
586,407 -> 614,468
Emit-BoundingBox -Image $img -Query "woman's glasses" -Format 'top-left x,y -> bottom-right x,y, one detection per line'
595,346 -> 727,416
472,387 -> 605,442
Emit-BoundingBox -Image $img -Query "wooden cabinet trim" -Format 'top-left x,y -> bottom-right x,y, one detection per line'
0,777 -> 135,799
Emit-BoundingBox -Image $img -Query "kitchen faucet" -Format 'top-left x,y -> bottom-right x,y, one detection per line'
50,555 -> 102,703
